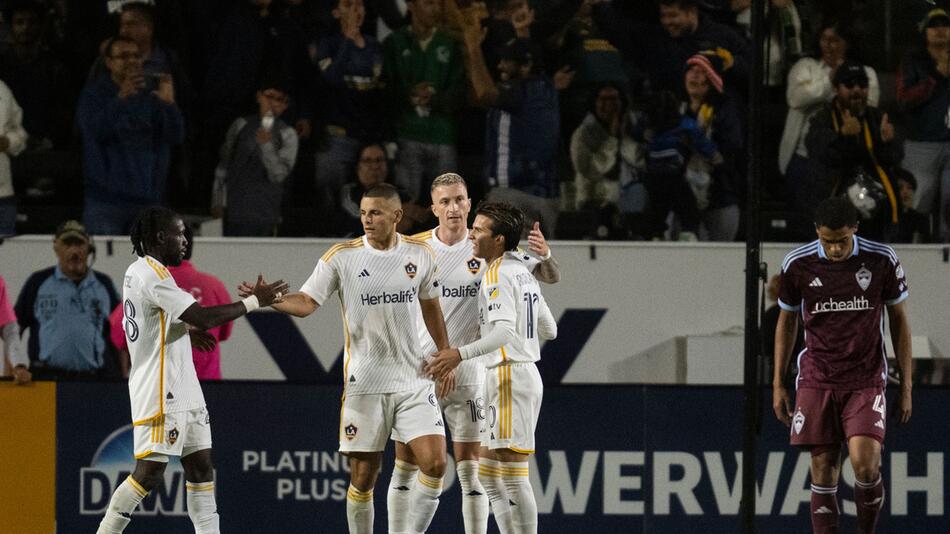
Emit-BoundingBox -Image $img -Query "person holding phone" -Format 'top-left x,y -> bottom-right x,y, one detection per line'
77,35 -> 184,236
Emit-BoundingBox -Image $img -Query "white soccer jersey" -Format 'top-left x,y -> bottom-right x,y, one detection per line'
123,256 -> 204,426
301,234 -> 440,395
478,254 -> 554,368
413,228 -> 485,387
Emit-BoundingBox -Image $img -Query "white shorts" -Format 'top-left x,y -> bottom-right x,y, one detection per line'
133,407 -> 212,463
342,383 -> 445,453
483,363 -> 542,454
391,384 -> 485,444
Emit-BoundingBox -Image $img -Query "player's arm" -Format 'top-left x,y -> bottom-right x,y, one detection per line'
527,222 -> 560,284
270,292 -> 319,317
419,297 -> 449,351
182,275 -> 288,330
426,319 -> 519,380
772,308 -> 798,426
537,294 -> 557,340
887,300 -> 912,424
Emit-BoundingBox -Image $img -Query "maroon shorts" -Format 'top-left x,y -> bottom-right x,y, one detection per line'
789,387 -> 886,448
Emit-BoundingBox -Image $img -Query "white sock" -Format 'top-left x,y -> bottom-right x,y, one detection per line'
408,471 -> 443,533
501,461 -> 536,534
478,459 -> 515,534
387,459 -> 418,533
96,476 -> 148,533
347,484 -> 374,534
186,480 -> 220,534
457,460 -> 489,534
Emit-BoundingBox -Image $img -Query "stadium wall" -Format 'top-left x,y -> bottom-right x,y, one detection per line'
2,237 -> 948,383
44,382 -> 947,532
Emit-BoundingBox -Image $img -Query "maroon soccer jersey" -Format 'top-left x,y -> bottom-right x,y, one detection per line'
778,236 -> 908,390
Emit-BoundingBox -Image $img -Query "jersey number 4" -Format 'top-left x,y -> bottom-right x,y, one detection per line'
872,394 -> 886,418
124,299 -> 139,342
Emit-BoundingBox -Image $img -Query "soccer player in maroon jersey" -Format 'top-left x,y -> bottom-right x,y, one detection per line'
773,197 -> 912,534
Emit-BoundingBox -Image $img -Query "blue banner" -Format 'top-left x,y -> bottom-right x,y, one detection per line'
57,384 -> 948,532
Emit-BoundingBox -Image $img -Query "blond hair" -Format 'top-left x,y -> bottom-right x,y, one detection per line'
430,172 -> 467,192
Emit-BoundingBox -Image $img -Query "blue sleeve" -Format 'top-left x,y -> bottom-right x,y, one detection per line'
153,99 -> 185,145
76,85 -> 131,143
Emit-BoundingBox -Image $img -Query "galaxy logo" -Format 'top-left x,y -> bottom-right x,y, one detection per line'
80,425 -> 188,516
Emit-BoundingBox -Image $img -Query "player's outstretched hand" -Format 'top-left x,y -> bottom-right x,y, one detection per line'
527,222 -> 549,258
772,386 -> 793,427
248,274 -> 289,307
425,348 -> 462,381
436,369 -> 457,399
189,329 -> 217,351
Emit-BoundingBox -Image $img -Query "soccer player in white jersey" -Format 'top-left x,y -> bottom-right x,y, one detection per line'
250,183 -> 452,534
388,173 -> 560,534
427,201 -> 557,534
97,207 -> 287,534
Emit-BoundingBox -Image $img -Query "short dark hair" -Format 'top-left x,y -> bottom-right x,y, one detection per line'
104,35 -> 138,58
891,167 -> 917,191
120,1 -> 156,28
363,183 -> 401,203
476,201 -> 524,251
130,206 -> 180,257
814,197 -> 858,230
658,0 -> 698,10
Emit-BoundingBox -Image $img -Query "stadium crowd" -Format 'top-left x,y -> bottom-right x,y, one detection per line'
0,0 -> 945,243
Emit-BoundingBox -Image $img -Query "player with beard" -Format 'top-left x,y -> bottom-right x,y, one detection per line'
97,207 -> 286,534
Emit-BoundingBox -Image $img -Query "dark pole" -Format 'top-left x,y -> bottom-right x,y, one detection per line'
742,0 -> 766,532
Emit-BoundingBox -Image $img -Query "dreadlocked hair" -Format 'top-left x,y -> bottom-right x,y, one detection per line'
130,206 -> 179,257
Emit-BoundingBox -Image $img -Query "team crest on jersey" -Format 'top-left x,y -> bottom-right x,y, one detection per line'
856,265 -> 872,291
467,257 -> 481,275
489,287 -> 499,300
404,262 -> 418,279
792,409 -> 805,435
345,423 -> 358,440
167,427 -> 179,445
896,264 -> 905,280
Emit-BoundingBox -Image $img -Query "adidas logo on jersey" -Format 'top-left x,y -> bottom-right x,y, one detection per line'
875,420 -> 885,429
358,269 -> 370,278
809,277 -> 823,287
166,391 -> 174,400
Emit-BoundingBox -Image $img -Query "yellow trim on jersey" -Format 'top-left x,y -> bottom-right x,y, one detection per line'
401,234 -> 436,260
127,476 -> 149,497
134,450 -> 154,460
498,366 -> 512,440
145,257 -> 170,280
500,346 -> 508,362
159,310 -> 166,420
508,447 -> 535,455
411,229 -> 434,241
321,237 -> 364,263
485,257 -> 503,285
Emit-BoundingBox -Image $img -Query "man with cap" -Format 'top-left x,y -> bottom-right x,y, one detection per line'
14,220 -> 120,381
459,6 -> 575,237
788,59 -> 901,241
897,7 -> 950,240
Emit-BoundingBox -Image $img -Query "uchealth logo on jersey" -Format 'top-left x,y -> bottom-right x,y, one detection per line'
856,265 -> 872,291
80,425 -> 188,516
793,409 -> 805,435
404,262 -> 418,279
467,257 -> 481,275
344,424 -> 358,440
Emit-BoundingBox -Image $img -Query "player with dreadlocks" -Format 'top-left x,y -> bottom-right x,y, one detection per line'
97,206 -> 288,534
